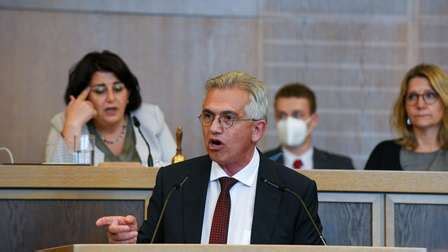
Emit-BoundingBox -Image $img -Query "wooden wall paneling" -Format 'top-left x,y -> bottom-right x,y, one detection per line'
318,192 -> 384,246
0,189 -> 150,252
0,0 -> 258,17
417,0 -> 448,68
2,0 -> 448,171
259,0 -> 414,169
0,6 -> 260,163
386,194 -> 448,252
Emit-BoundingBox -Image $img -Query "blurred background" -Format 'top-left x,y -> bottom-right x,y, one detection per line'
1,0 -> 447,169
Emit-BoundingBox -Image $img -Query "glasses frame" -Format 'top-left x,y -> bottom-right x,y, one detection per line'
197,111 -> 259,129
405,91 -> 439,106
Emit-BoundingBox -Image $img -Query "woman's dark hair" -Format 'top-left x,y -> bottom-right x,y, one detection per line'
64,50 -> 142,112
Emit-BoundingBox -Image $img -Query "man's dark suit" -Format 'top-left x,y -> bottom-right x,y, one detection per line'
137,154 -> 323,245
265,147 -> 354,170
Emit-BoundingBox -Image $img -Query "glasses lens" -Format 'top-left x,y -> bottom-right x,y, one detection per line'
423,91 -> 438,104
199,112 -> 214,126
406,91 -> 438,105
220,112 -> 238,128
406,93 -> 417,104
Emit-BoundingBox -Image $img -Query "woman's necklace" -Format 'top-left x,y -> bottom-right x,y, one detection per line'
102,123 -> 127,145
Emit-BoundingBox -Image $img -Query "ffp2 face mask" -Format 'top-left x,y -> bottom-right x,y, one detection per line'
276,117 -> 310,147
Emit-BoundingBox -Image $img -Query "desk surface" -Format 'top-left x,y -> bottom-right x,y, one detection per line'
38,244 -> 426,252
0,164 -> 447,193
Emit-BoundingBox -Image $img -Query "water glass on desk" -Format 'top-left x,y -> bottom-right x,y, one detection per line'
73,134 -> 95,165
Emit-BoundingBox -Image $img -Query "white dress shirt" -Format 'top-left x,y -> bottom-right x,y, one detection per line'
282,146 -> 314,170
200,148 -> 259,244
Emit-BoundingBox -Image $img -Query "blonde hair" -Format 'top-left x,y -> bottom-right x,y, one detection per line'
205,71 -> 268,120
392,63 -> 448,150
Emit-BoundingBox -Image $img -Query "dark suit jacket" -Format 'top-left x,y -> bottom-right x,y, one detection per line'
265,147 -> 354,170
137,154 -> 323,245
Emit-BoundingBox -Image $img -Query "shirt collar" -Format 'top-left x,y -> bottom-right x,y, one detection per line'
282,146 -> 314,169
210,148 -> 259,187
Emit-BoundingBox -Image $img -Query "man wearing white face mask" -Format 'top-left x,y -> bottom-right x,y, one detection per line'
265,83 -> 354,170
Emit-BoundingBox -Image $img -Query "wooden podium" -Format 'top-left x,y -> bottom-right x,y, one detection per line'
38,244 -> 426,252
1,165 -> 447,251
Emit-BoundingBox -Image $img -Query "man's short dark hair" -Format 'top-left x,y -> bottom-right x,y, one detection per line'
64,50 -> 142,113
274,83 -> 317,114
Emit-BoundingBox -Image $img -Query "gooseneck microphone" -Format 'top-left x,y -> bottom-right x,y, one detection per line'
150,176 -> 189,243
132,116 -> 154,167
261,177 -> 327,245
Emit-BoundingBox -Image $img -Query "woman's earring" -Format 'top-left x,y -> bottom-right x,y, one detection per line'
406,117 -> 412,126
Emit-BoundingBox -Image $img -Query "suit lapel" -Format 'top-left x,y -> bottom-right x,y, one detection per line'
182,156 -> 212,243
269,146 -> 284,164
278,151 -> 284,165
313,148 -> 325,169
251,157 -> 282,243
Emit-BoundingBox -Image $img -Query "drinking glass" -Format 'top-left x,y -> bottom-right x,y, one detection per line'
73,134 -> 95,165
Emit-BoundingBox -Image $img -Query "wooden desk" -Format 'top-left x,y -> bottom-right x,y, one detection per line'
299,170 -> 448,251
1,166 -> 447,251
0,165 -> 153,252
38,244 -> 426,252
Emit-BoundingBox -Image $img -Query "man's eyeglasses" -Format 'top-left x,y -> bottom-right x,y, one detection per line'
405,91 -> 439,105
198,111 -> 258,129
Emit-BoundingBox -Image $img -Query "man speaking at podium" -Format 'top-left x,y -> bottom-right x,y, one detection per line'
96,71 -> 323,245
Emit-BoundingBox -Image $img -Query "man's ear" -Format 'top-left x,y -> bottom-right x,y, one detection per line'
252,119 -> 267,142
309,113 -> 319,131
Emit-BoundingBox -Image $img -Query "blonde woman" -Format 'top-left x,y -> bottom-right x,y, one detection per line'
365,63 -> 448,171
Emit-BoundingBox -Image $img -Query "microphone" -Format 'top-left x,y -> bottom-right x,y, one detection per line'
261,177 -> 327,245
150,176 -> 189,243
132,116 -> 154,167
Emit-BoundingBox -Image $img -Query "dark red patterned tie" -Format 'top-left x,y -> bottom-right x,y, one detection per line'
209,177 -> 238,244
293,159 -> 303,170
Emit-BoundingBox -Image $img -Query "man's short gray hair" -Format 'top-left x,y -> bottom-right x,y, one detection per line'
205,71 -> 268,120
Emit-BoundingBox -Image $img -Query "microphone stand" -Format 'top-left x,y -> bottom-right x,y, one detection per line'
150,176 -> 189,243
262,177 -> 327,245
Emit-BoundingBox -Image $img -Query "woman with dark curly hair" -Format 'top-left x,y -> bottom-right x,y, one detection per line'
45,50 -> 175,166
365,63 -> 448,171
